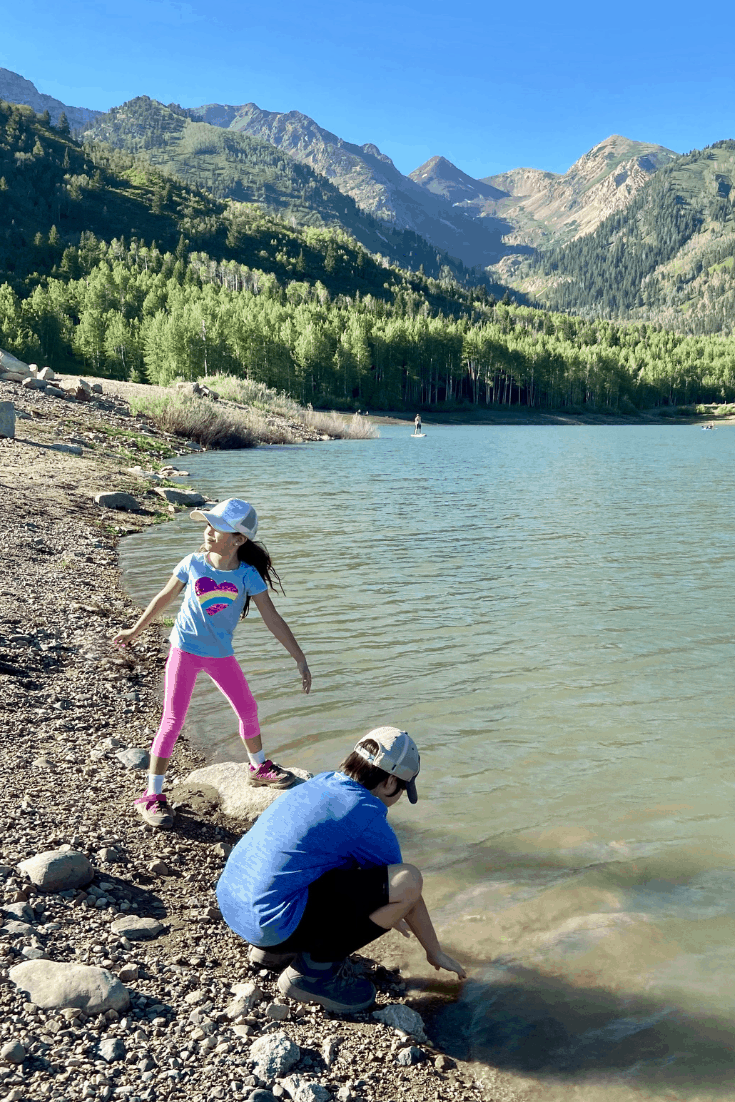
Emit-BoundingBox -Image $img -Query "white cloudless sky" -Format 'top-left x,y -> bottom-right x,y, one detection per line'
3,0 -> 734,178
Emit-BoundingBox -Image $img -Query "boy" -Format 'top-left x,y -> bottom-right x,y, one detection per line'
217,727 -> 465,1012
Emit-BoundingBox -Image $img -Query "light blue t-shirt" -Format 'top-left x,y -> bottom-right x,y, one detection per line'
216,772 -> 403,946
169,552 -> 267,658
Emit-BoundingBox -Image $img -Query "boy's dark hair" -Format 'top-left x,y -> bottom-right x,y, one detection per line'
339,738 -> 409,793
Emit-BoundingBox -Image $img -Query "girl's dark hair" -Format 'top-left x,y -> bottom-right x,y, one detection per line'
237,539 -> 283,617
339,738 -> 409,793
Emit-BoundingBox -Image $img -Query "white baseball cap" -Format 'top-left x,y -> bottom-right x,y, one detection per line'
354,727 -> 420,803
190,498 -> 258,539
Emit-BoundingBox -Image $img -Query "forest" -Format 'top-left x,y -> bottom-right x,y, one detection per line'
2,99 -> 735,411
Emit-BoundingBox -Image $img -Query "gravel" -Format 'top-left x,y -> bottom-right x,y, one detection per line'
0,378 -> 493,1102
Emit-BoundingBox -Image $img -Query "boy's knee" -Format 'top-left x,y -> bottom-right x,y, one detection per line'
390,862 -> 423,902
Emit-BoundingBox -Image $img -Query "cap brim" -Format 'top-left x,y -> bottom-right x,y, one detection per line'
190,509 -> 237,532
406,777 -> 418,804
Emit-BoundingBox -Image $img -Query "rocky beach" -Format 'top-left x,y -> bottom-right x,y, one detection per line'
0,373 -> 495,1102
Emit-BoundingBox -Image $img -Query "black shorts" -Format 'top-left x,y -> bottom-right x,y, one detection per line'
266,865 -> 390,963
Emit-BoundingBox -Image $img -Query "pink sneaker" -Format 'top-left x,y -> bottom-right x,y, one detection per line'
247,760 -> 297,789
134,792 -> 174,828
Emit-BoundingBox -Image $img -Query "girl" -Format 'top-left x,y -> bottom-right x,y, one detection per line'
113,498 -> 311,828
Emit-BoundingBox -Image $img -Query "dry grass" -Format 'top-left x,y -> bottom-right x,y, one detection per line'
301,409 -> 378,439
204,375 -> 302,418
127,395 -> 266,449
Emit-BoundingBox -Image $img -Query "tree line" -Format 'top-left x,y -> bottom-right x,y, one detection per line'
2,232 -> 735,411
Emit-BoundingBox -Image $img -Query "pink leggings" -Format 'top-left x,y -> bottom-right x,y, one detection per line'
151,646 -> 260,759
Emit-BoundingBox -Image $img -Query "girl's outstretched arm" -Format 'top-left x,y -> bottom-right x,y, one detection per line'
252,590 -> 311,694
112,576 -> 185,646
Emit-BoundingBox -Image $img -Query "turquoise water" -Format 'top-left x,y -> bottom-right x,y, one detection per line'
119,423 -> 735,1099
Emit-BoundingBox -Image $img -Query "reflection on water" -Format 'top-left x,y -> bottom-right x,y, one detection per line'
119,424 -> 735,1099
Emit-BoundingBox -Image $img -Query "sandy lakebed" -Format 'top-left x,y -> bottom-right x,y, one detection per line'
0,377 -> 513,1102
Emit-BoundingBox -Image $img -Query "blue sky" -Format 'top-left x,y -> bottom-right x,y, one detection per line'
3,0 -> 734,178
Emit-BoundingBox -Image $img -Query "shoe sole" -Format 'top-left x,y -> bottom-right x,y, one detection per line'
277,971 -> 375,1012
134,806 -> 174,829
249,947 -> 297,970
246,776 -> 297,790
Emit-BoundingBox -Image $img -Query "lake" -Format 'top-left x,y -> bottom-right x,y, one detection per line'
119,422 -> 735,1100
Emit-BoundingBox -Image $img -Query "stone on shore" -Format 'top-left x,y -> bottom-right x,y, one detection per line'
0,1041 -> 26,1065
98,1036 -> 126,1062
17,849 -> 93,892
183,762 -> 312,821
94,491 -> 140,511
110,915 -> 164,940
372,1002 -> 428,1041
248,1032 -> 300,1079
9,960 -> 130,1013
0,401 -> 15,439
1,921 -> 33,937
45,385 -> 66,398
226,982 -> 263,1019
396,1045 -> 425,1066
0,349 -> 30,374
2,902 -> 34,924
50,442 -> 83,456
37,366 -> 56,381
115,747 -> 150,770
154,487 -> 206,506
281,1075 -> 331,1102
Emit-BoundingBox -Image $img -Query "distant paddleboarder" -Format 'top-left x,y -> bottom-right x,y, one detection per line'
413,414 -> 422,435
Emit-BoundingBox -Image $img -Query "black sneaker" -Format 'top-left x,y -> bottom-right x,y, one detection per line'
277,955 -> 376,1012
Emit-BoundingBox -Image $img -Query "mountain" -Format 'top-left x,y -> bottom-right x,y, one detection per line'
0,67 -> 100,131
411,136 -> 678,249
82,97 -> 496,284
506,139 -> 735,335
408,156 -> 506,204
186,102 -> 513,269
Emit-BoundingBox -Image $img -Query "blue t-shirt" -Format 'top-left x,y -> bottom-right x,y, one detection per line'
216,772 -> 403,946
169,552 -> 267,658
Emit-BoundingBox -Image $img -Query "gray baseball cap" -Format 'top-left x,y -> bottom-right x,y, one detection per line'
190,497 -> 258,539
354,727 -> 420,803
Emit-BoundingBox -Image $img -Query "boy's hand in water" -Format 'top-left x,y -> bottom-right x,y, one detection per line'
426,948 -> 466,979
298,660 -> 312,694
112,628 -> 138,647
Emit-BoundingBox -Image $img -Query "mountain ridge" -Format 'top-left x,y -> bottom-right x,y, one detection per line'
0,68 -> 100,131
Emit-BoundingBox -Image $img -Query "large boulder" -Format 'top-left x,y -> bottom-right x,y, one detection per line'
9,960 -> 130,1014
154,487 -> 206,507
0,401 -> 14,440
94,492 -> 140,511
18,850 -> 93,892
182,762 -> 311,822
0,350 -> 30,375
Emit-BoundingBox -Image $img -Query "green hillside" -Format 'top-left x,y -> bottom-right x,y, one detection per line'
3,97 -> 735,415
506,140 -> 735,335
82,97 -> 485,284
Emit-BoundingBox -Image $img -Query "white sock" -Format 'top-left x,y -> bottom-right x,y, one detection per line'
248,749 -> 266,767
147,774 -> 165,796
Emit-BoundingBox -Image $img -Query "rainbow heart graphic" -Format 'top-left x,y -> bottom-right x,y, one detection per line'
195,577 -> 239,617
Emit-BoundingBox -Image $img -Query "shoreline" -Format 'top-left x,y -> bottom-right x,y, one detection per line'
0,379 -> 496,1102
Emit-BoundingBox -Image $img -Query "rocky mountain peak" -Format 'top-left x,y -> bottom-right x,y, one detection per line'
0,68 -> 101,130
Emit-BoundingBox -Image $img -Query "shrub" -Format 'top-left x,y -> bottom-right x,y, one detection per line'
128,395 -> 258,449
